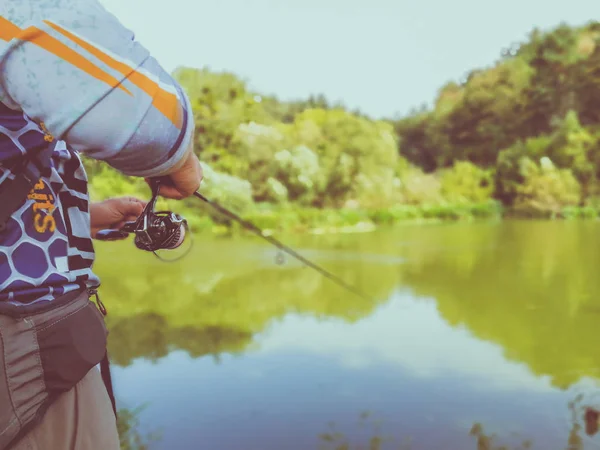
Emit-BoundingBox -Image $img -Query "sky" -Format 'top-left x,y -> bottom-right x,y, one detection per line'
98,0 -> 598,119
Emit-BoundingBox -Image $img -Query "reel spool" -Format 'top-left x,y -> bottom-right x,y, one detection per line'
125,210 -> 187,252
96,179 -> 192,261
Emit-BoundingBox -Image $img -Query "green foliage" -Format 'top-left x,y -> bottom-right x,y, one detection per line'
85,162 -> 148,201
273,145 -> 320,205
85,21 -> 600,229
392,20 -> 600,219
439,161 -> 495,204
493,109 -> 597,215
398,170 -> 443,205
171,66 -> 274,170
494,135 -> 553,204
511,157 -> 582,217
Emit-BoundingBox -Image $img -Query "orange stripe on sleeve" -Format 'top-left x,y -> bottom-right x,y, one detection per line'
0,17 -> 131,95
45,21 -> 183,129
0,17 -> 21,41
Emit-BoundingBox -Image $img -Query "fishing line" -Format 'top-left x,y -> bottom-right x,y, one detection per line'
193,191 -> 372,301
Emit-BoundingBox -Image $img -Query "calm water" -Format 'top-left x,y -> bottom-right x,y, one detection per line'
93,220 -> 600,450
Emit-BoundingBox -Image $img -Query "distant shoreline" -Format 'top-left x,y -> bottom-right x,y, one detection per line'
187,202 -> 600,236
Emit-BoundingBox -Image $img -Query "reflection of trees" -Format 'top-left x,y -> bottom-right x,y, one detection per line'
107,314 -> 253,366
94,223 -> 600,448
315,411 -> 538,450
315,404 -> 600,450
95,233 -> 401,366
113,403 -> 600,450
468,423 -> 533,450
395,221 -> 600,389
317,411 -> 409,450
117,405 -> 161,450
564,392 -> 600,449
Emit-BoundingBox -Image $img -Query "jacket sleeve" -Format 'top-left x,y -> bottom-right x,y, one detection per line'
0,0 -> 194,178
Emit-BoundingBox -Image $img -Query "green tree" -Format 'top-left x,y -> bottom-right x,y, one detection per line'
173,66 -> 275,175
290,108 -> 400,208
512,157 -> 581,217
439,161 -> 495,204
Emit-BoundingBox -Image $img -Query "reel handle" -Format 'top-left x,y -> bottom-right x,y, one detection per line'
120,221 -> 139,233
95,220 -> 138,241
95,229 -> 130,241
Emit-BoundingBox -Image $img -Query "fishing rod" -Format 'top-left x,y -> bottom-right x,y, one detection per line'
96,179 -> 372,301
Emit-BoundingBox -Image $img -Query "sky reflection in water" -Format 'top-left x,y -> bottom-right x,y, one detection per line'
112,289 -> 591,450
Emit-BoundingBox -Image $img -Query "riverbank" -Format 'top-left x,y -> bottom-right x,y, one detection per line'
182,200 -> 501,236
182,200 -> 600,237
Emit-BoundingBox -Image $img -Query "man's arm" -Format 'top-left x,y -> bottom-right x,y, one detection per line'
0,0 -> 195,180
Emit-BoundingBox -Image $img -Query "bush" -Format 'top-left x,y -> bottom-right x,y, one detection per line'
440,161 -> 495,204
512,157 -> 582,217
396,167 -> 444,205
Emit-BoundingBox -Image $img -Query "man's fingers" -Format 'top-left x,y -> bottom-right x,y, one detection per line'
114,197 -> 147,216
156,186 -> 185,200
144,153 -> 203,199
143,179 -> 185,199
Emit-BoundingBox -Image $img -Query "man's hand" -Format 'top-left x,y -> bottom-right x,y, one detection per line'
146,150 -> 203,200
90,197 -> 147,239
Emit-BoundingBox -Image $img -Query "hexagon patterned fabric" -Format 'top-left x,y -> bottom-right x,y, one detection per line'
0,102 -> 99,308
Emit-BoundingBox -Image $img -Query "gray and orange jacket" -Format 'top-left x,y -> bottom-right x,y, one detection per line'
0,0 -> 194,311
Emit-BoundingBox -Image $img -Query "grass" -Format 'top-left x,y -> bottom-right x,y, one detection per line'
173,199 -> 600,239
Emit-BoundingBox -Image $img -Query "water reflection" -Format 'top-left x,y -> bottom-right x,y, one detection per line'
117,405 -> 161,450
93,221 -> 600,449
107,314 -> 252,366
395,221 -> 600,389
108,293 -> 569,449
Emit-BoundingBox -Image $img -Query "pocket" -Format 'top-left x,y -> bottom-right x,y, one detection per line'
36,301 -> 108,394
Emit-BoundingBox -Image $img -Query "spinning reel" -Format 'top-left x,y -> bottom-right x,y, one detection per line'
96,179 -> 191,260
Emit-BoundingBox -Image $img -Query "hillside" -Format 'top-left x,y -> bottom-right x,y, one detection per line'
394,21 -> 600,216
84,21 -> 600,228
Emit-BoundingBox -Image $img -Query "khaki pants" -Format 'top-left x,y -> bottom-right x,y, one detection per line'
11,367 -> 120,450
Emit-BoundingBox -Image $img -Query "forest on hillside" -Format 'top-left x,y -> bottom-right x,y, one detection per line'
85,21 -> 600,231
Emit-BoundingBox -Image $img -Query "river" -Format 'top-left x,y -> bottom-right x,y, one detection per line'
93,220 -> 600,450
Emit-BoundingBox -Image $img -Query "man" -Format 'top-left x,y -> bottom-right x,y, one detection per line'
0,0 -> 203,449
